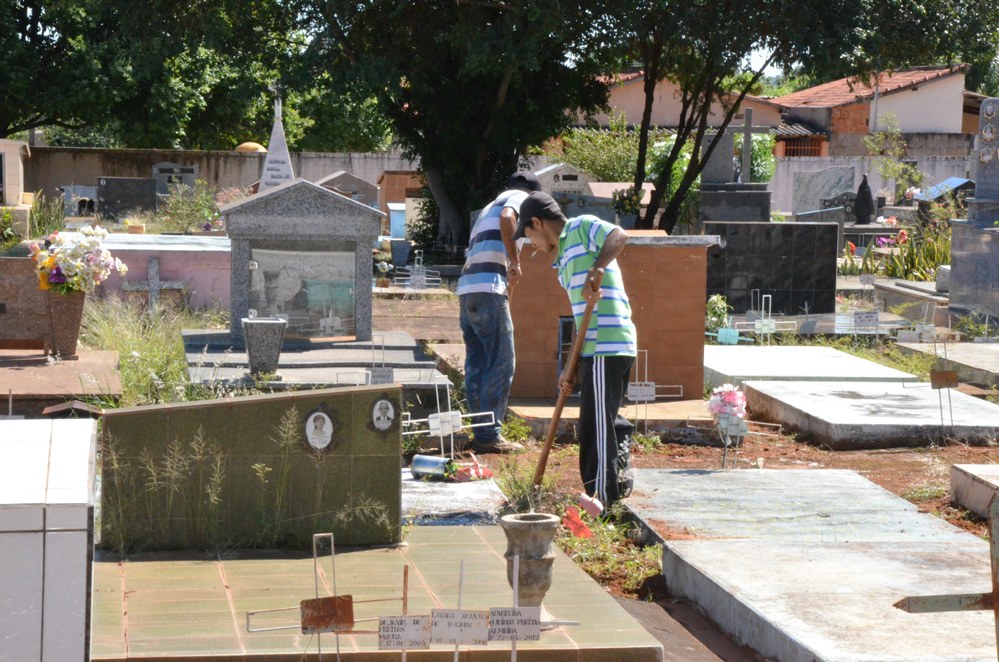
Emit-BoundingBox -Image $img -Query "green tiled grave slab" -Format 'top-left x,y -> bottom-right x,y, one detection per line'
100,385 -> 402,551
92,525 -> 661,662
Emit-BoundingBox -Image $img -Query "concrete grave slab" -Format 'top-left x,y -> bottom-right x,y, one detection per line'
704,345 -> 916,387
898,341 -> 999,387
183,329 -> 447,389
665,538 -> 994,662
951,464 -> 999,519
90,526 -> 663,661
744,380 -> 999,448
401,468 -> 506,524
629,469 -> 969,542
627,469 -> 995,662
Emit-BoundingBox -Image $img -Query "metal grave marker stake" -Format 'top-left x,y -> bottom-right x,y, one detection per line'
894,494 -> 999,662
929,340 -> 958,433
626,349 -> 683,433
853,309 -> 880,338
370,334 -> 394,384
735,294 -> 796,345
246,533 -> 410,662
401,379 -> 495,458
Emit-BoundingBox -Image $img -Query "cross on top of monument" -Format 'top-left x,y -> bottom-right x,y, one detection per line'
734,108 -> 771,183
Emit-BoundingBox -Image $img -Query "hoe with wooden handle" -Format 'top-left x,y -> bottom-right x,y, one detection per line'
532,268 -> 604,488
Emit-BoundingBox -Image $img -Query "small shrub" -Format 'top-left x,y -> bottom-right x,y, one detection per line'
901,480 -> 948,502
705,294 -> 731,335
501,414 -> 533,443
631,432 -> 663,454
158,181 -> 221,233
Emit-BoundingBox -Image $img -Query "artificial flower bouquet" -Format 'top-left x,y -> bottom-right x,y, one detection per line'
706,383 -> 747,419
30,227 -> 127,294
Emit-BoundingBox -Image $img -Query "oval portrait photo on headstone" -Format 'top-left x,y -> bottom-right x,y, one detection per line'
372,399 -> 395,432
305,410 -> 334,450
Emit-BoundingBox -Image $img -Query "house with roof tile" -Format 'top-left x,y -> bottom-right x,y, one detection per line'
583,71 -> 784,130
771,65 -> 979,158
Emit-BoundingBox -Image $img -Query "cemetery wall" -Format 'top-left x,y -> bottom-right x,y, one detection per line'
828,132 -> 973,158
23,147 -> 417,201
510,236 -> 706,400
100,385 -> 403,552
771,156 -> 971,214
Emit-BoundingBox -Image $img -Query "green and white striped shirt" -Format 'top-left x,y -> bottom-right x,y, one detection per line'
554,215 -> 637,357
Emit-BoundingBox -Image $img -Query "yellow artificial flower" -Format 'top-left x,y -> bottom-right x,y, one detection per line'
38,273 -> 51,290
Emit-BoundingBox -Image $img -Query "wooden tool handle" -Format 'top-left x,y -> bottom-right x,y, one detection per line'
532,269 -> 604,488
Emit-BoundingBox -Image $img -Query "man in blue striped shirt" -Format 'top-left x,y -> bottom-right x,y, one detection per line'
457,171 -> 540,453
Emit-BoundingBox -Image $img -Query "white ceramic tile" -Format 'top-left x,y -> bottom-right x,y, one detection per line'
44,505 -> 90,532
0,440 -> 49,505
0,506 -> 44,532
0,531 -> 44,662
0,419 -> 52,444
42,530 -> 90,662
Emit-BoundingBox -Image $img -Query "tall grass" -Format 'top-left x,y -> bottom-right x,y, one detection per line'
80,295 -> 227,407
30,192 -> 66,238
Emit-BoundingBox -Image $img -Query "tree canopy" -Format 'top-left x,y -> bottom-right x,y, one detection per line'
294,0 -> 614,240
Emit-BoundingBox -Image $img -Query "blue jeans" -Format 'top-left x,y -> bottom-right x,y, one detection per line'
459,292 -> 515,443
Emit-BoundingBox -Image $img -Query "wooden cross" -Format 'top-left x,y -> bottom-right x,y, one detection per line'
734,108 -> 771,183
121,257 -> 184,309
894,493 -> 999,660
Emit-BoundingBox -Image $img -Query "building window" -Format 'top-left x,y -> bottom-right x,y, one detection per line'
780,137 -> 824,157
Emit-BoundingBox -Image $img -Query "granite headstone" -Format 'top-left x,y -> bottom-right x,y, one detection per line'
222,179 -> 385,345
152,162 -> 199,196
792,166 -> 856,215
96,177 -> 157,221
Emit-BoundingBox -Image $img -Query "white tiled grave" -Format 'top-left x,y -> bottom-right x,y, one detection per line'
627,469 -> 996,662
0,419 -> 97,662
704,345 -> 916,387
744,380 -> 999,449
951,464 -> 999,519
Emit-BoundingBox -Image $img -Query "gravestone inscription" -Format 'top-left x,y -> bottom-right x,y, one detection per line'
152,162 -> 199,196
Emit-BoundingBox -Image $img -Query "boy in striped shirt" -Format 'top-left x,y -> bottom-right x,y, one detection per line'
513,192 -> 637,511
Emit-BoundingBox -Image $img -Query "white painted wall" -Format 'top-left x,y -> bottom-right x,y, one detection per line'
770,156 -> 972,213
872,74 -> 966,134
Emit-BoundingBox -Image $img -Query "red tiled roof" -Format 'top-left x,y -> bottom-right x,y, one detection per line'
772,65 -> 968,108
598,71 -> 644,86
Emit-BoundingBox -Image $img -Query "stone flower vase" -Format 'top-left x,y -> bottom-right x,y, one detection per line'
47,290 -> 86,359
241,317 -> 287,376
499,512 -> 560,607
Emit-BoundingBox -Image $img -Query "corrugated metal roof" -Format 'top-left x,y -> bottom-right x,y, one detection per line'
775,120 -> 827,137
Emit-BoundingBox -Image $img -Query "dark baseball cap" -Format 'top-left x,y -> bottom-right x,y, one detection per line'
512,191 -> 564,240
507,171 -> 541,192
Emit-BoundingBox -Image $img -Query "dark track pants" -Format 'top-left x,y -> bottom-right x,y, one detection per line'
577,355 -> 635,509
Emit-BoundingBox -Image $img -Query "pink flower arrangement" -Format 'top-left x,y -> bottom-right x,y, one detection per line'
706,384 -> 747,419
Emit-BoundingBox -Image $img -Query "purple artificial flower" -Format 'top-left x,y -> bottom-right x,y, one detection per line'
48,266 -> 67,284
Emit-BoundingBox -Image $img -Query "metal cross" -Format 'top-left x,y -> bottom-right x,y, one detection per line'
895,493 -> 999,660
121,257 -> 184,309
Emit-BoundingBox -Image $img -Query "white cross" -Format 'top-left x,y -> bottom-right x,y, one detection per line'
122,257 -> 185,309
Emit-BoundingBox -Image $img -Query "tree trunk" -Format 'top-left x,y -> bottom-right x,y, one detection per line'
423,166 -> 465,243
634,37 -> 661,230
